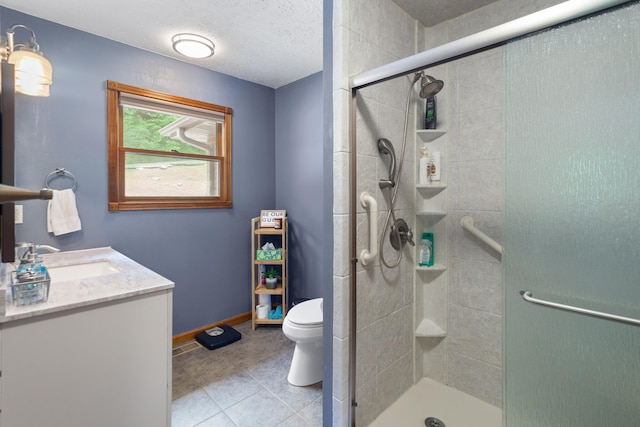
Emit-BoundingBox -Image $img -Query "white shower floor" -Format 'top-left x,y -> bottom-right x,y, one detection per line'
369,378 -> 501,427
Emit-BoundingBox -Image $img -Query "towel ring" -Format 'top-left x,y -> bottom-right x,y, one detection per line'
45,168 -> 78,192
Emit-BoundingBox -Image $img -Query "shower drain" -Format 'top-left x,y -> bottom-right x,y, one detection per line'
425,417 -> 445,427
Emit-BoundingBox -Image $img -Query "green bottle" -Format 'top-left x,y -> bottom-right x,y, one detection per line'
419,232 -> 434,267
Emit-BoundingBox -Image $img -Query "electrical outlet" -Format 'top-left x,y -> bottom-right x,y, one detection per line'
15,205 -> 23,224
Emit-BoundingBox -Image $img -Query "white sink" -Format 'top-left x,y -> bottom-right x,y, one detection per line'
48,260 -> 121,283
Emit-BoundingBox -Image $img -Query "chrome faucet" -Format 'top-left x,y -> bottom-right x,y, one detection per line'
389,219 -> 415,250
403,226 -> 416,246
36,244 -> 60,254
15,242 -> 60,265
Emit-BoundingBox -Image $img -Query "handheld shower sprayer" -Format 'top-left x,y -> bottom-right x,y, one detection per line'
377,138 -> 397,190
374,72 -> 444,270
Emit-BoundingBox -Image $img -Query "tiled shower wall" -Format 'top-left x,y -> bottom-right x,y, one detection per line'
423,0 -> 564,408
446,48 -> 505,407
332,0 -> 566,424
332,1 -> 419,425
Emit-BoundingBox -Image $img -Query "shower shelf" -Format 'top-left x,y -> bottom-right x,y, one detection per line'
414,125 -> 448,346
416,210 -> 446,218
416,264 -> 446,272
417,129 -> 446,142
251,217 -> 288,330
415,319 -> 446,338
417,184 -> 446,195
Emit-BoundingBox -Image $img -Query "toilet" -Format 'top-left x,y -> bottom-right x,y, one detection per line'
282,298 -> 323,386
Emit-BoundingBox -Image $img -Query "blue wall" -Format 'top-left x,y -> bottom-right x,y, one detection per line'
321,0 -> 334,423
2,7 -> 322,335
275,72 -> 324,302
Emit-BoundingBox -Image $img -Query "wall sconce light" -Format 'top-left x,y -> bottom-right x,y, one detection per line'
1,24 -> 53,97
172,33 -> 215,59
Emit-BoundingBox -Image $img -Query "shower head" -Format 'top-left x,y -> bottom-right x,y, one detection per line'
419,74 -> 444,98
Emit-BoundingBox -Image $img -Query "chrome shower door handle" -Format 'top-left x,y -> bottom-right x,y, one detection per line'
520,291 -> 640,327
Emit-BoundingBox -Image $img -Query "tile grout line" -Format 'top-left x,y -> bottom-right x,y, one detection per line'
172,320 -> 322,426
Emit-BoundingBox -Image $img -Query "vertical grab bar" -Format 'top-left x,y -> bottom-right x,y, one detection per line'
359,192 -> 377,265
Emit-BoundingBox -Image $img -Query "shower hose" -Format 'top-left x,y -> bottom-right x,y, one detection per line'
379,73 -> 420,269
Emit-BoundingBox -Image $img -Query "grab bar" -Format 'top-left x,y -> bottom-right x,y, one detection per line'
359,192 -> 377,265
521,291 -> 640,327
460,216 -> 502,254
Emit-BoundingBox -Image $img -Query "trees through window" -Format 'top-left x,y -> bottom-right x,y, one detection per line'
107,81 -> 232,211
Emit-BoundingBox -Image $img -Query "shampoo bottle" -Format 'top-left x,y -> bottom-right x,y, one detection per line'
419,146 -> 432,185
425,96 -> 437,129
430,151 -> 441,181
419,232 -> 434,267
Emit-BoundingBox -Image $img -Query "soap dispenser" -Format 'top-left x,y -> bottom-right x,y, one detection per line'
16,243 -> 46,279
419,146 -> 432,185
12,243 -> 51,306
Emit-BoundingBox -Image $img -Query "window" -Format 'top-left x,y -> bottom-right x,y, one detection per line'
107,81 -> 232,211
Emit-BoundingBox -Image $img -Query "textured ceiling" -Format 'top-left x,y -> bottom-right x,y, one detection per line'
392,0 -> 497,27
1,0 -> 323,89
1,0 -> 495,89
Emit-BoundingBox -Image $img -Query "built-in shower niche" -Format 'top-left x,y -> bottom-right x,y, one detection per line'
415,128 -> 448,271
414,265 -> 448,384
414,213 -> 448,336
414,119 -> 449,385
416,130 -> 447,187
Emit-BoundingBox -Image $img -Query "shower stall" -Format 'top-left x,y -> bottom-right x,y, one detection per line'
332,0 -> 640,425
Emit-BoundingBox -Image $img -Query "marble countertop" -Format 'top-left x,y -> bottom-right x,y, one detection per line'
1,247 -> 174,323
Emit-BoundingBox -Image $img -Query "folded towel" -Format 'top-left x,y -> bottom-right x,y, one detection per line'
47,189 -> 82,236
268,305 -> 283,320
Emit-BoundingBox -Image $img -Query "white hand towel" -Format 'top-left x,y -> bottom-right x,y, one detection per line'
47,189 -> 82,236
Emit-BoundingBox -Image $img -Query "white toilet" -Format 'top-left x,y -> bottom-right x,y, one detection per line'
282,298 -> 323,386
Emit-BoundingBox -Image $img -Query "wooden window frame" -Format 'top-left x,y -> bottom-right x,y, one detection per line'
107,80 -> 233,211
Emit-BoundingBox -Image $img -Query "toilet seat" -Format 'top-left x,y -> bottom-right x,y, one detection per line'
286,298 -> 323,328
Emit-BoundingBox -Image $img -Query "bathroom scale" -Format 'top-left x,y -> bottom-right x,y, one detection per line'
195,324 -> 241,350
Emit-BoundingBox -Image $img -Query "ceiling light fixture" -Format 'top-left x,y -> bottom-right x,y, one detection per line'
1,24 -> 53,97
172,33 -> 215,59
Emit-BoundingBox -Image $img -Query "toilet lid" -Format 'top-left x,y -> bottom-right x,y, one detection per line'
287,298 -> 323,327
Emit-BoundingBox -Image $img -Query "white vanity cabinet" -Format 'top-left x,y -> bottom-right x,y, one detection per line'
0,290 -> 172,427
0,247 -> 174,427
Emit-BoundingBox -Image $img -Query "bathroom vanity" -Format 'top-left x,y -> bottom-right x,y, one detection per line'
0,247 -> 174,427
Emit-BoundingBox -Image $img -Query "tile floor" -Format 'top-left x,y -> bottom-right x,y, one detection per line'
171,321 -> 323,427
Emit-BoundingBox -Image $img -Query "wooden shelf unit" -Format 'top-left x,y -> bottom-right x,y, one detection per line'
251,217 -> 288,330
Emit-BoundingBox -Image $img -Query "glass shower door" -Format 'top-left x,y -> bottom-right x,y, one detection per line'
504,2 -> 640,426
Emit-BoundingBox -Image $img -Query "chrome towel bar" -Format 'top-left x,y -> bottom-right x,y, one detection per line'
520,291 -> 640,327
